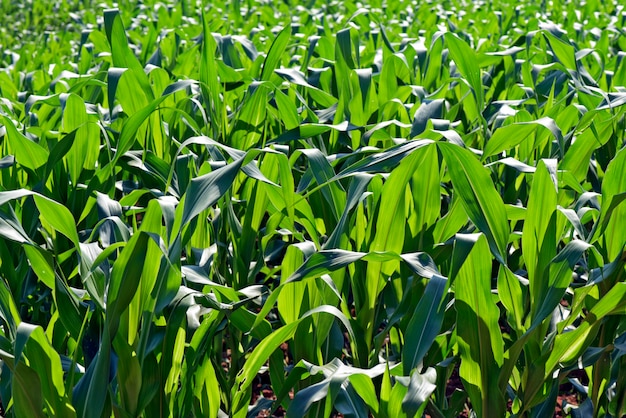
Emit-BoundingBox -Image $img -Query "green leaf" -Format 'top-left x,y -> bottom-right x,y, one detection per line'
522,160 -> 558,322
362,145 -> 437,359
531,240 -> 591,328
33,195 -> 80,246
560,110 -> 614,182
0,190 -> 79,246
439,143 -> 510,263
445,33 -> 483,110
402,274 -> 447,375
0,209 -> 32,244
115,340 -> 142,416
11,360 -> 46,418
0,278 -> 20,339
274,88 -> 300,130
103,9 -> 153,100
74,233 -> 150,418
107,231 -> 151,336
23,244 -> 55,289
452,233 -> 506,418
598,146 -> 626,259
232,305 -> 355,416
230,82 -> 270,149
73,336 -> 112,418
260,24 -> 291,81
543,30 -> 577,70
277,242 -> 316,325
335,139 -> 433,179
199,16 -> 222,139
181,157 -> 244,226
483,118 -> 563,160
410,99 -> 444,138
18,324 -> 75,417
2,115 -> 49,171
546,283 -> 626,374
497,265 -> 525,332
402,367 -> 437,417
284,358 -> 385,418
60,93 -> 99,184
349,374 -> 379,415
299,147 -> 346,222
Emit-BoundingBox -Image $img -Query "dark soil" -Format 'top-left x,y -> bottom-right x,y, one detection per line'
554,368 -> 588,417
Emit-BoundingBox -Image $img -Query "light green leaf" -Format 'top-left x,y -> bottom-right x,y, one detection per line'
522,160 -> 558,322
445,33 -> 483,110
483,118 -> 562,160
2,116 -> 49,171
439,143 -> 510,263
33,195 -> 80,246
260,24 -> 291,81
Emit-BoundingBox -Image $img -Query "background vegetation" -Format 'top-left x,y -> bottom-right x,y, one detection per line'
0,0 -> 625,416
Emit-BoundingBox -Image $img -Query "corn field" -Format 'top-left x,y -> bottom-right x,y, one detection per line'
0,0 -> 625,417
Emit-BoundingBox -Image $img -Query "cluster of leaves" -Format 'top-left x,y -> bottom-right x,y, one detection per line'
1,0 -> 626,417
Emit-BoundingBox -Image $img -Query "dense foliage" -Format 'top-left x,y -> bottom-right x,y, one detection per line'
0,0 -> 625,416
